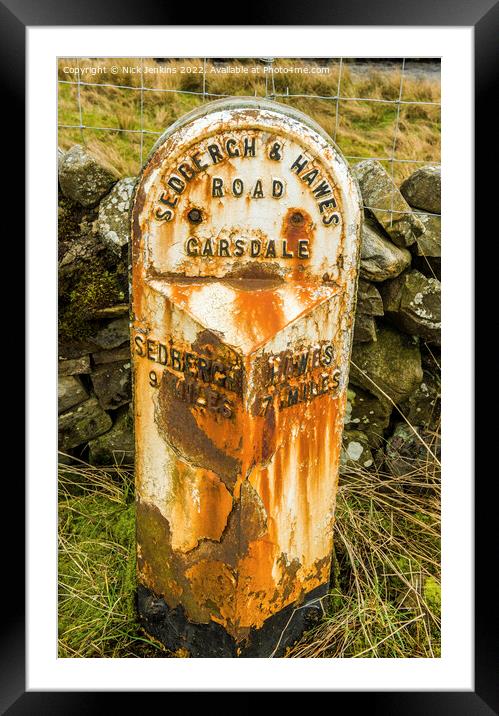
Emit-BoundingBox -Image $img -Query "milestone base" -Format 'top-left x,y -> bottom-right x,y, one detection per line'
137,582 -> 329,658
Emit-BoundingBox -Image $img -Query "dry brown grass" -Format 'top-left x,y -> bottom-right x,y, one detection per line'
287,432 -> 441,658
58,456 -> 169,657
58,58 -> 440,183
58,414 -> 440,659
57,58 -> 441,656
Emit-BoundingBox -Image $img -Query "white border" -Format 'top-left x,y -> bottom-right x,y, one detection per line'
27,27 -> 473,691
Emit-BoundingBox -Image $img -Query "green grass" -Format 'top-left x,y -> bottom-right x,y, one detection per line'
58,460 -> 170,657
58,424 -> 440,659
57,57 -> 440,658
58,58 -> 440,184
287,431 -> 441,658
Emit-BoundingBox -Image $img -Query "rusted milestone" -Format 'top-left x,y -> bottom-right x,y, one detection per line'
131,98 -> 362,657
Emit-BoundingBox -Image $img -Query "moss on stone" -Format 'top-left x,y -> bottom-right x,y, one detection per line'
350,323 -> 423,405
59,258 -> 126,342
58,194 -> 85,243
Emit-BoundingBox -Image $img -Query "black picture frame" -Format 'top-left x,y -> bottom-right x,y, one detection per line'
8,0 -> 490,710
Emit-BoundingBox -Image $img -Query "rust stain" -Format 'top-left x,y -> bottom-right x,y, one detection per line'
133,280 -> 346,637
236,539 -> 278,623
185,560 -> 237,625
156,368 -> 242,490
191,404 -> 244,462
281,207 -> 314,254
238,393 -> 340,627
131,98 -> 362,644
168,460 -> 233,553
232,286 -> 286,349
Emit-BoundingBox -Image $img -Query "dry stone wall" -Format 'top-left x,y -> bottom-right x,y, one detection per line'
58,145 -> 441,475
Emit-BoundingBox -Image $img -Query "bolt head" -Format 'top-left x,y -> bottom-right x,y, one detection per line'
290,211 -> 304,226
188,208 -> 203,224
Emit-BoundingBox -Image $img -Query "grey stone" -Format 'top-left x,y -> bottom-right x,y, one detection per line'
58,375 -> 89,414
353,313 -> 377,343
353,160 -> 425,248
59,397 -> 112,451
58,318 -> 129,360
344,385 -> 392,448
58,355 -> 91,376
385,422 -> 440,479
360,220 -> 412,282
97,177 -> 137,255
59,145 -> 117,207
380,269 -> 441,345
356,280 -> 384,316
59,339 -> 100,360
88,406 -> 135,465
400,165 -> 441,214
58,198 -> 76,245
414,212 -> 441,258
58,225 -> 128,348
92,342 -> 130,365
398,370 -> 441,430
59,234 -> 98,269
91,361 -> 132,410
59,232 -> 104,277
341,429 -> 374,470
58,195 -> 96,246
350,324 -> 423,405
92,317 -> 130,350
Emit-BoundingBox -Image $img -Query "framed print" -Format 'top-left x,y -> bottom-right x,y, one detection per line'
5,0 -> 490,709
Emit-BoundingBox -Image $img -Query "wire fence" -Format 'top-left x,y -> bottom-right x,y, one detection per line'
58,57 -> 441,217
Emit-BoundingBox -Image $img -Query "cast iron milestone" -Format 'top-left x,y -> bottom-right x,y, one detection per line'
131,97 -> 362,657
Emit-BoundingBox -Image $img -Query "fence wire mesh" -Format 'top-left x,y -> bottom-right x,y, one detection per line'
58,57 -> 441,218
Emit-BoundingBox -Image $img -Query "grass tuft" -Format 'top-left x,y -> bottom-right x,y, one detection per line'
58,460 -> 168,657
286,428 -> 441,658
58,421 -> 440,659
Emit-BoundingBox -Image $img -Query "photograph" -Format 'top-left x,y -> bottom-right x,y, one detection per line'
57,56 -> 442,660
8,8 -> 483,705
